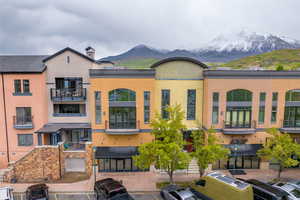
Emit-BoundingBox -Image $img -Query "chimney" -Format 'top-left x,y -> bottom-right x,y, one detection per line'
85,46 -> 95,59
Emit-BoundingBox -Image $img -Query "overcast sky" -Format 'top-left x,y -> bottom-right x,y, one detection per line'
0,0 -> 299,58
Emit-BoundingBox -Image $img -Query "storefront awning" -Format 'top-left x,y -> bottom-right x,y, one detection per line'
35,123 -> 91,134
95,147 -> 138,159
224,144 -> 263,156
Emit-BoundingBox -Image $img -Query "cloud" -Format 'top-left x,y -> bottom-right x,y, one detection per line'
0,0 -> 299,58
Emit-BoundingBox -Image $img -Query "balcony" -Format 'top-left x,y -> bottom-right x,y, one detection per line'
222,120 -> 256,135
13,116 -> 34,129
63,142 -> 86,151
50,88 -> 86,102
279,120 -> 300,134
104,120 -> 141,135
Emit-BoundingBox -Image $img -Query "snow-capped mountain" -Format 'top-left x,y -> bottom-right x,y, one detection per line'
198,31 -> 300,53
101,31 -> 300,62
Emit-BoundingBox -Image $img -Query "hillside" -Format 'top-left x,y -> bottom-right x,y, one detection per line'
118,58 -> 159,69
220,49 -> 300,70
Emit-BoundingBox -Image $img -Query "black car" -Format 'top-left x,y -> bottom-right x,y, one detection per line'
25,184 -> 49,200
239,178 -> 289,200
94,178 -> 135,200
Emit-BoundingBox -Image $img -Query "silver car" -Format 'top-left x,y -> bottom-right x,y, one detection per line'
0,187 -> 14,200
288,181 -> 300,190
160,185 -> 212,200
273,182 -> 300,200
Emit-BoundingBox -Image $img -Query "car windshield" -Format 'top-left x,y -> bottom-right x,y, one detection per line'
291,189 -> 300,198
185,196 -> 198,200
31,189 -> 45,198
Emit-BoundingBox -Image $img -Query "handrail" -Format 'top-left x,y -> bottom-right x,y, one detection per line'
105,120 -> 140,129
50,88 -> 86,100
223,120 -> 256,129
13,116 -> 33,126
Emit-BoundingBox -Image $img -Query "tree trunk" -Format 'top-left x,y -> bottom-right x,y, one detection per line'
199,168 -> 205,178
277,164 -> 282,180
169,170 -> 174,184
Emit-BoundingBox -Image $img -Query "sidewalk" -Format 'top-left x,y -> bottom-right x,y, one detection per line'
1,169 -> 300,192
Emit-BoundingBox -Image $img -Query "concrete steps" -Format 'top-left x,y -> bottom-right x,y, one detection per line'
187,159 -> 200,174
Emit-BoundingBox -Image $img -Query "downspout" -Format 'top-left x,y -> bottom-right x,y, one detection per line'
1,73 -> 10,164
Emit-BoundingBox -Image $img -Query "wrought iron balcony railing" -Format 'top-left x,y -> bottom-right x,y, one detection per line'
50,88 -> 86,102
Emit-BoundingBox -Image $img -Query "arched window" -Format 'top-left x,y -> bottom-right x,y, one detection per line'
227,89 -> 252,102
109,89 -> 136,102
108,89 -> 136,129
225,89 -> 252,129
286,89 -> 300,101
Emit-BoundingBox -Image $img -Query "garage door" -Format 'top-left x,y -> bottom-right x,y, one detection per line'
65,158 -> 85,172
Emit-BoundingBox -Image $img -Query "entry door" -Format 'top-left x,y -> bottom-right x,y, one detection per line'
117,159 -> 125,171
227,109 -> 251,128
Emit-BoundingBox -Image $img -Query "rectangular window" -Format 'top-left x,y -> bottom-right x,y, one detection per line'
14,80 -> 21,93
187,89 -> 196,120
53,104 -> 86,116
258,92 -> 266,124
272,92 -> 278,101
18,134 -> 33,146
23,80 -> 30,93
144,91 -> 150,123
271,92 -> 278,123
212,92 -> 219,124
258,106 -> 265,124
161,89 -> 170,119
16,107 -> 32,125
95,91 -> 101,124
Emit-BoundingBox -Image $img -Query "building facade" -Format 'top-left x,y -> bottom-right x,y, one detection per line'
1,47 -> 300,178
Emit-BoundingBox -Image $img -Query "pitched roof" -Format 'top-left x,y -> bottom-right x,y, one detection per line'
0,55 -> 47,73
150,57 -> 208,69
43,47 -> 95,63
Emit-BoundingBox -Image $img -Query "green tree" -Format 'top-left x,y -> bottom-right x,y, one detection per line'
133,104 -> 190,183
191,128 -> 230,177
257,128 -> 300,179
276,64 -> 284,71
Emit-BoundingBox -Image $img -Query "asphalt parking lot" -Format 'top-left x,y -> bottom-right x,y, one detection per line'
13,192 -> 162,200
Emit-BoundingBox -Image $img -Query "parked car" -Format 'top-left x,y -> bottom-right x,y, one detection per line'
0,187 -> 14,200
195,172 -> 253,200
288,181 -> 300,190
239,178 -> 289,200
94,178 -> 134,200
25,184 -> 49,200
273,182 -> 300,200
160,185 -> 212,200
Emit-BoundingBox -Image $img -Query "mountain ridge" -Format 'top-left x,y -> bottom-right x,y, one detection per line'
101,31 -> 300,63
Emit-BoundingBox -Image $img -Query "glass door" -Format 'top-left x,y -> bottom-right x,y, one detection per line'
109,107 -> 136,129
226,108 -> 251,128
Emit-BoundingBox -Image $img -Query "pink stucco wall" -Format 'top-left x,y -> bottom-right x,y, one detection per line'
0,72 -> 48,168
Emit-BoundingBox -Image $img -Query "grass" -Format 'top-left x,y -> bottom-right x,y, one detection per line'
221,49 -> 300,70
156,181 -> 195,189
118,58 -> 159,69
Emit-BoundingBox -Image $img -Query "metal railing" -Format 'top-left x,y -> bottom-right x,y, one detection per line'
105,120 -> 140,129
282,120 -> 300,128
223,120 -> 256,129
50,88 -> 86,101
63,142 -> 85,151
13,116 -> 33,128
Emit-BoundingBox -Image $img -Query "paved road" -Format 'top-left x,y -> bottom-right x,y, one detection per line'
13,192 -> 162,200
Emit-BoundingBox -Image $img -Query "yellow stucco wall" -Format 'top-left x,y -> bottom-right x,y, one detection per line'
153,60 -> 205,129
154,80 -> 204,129
89,77 -> 155,147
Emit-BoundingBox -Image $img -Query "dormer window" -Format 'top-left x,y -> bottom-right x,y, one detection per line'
67,56 -> 70,64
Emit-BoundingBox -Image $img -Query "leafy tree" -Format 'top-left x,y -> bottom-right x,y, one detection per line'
191,128 -> 230,177
276,64 -> 284,71
257,128 -> 300,179
133,104 -> 191,183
